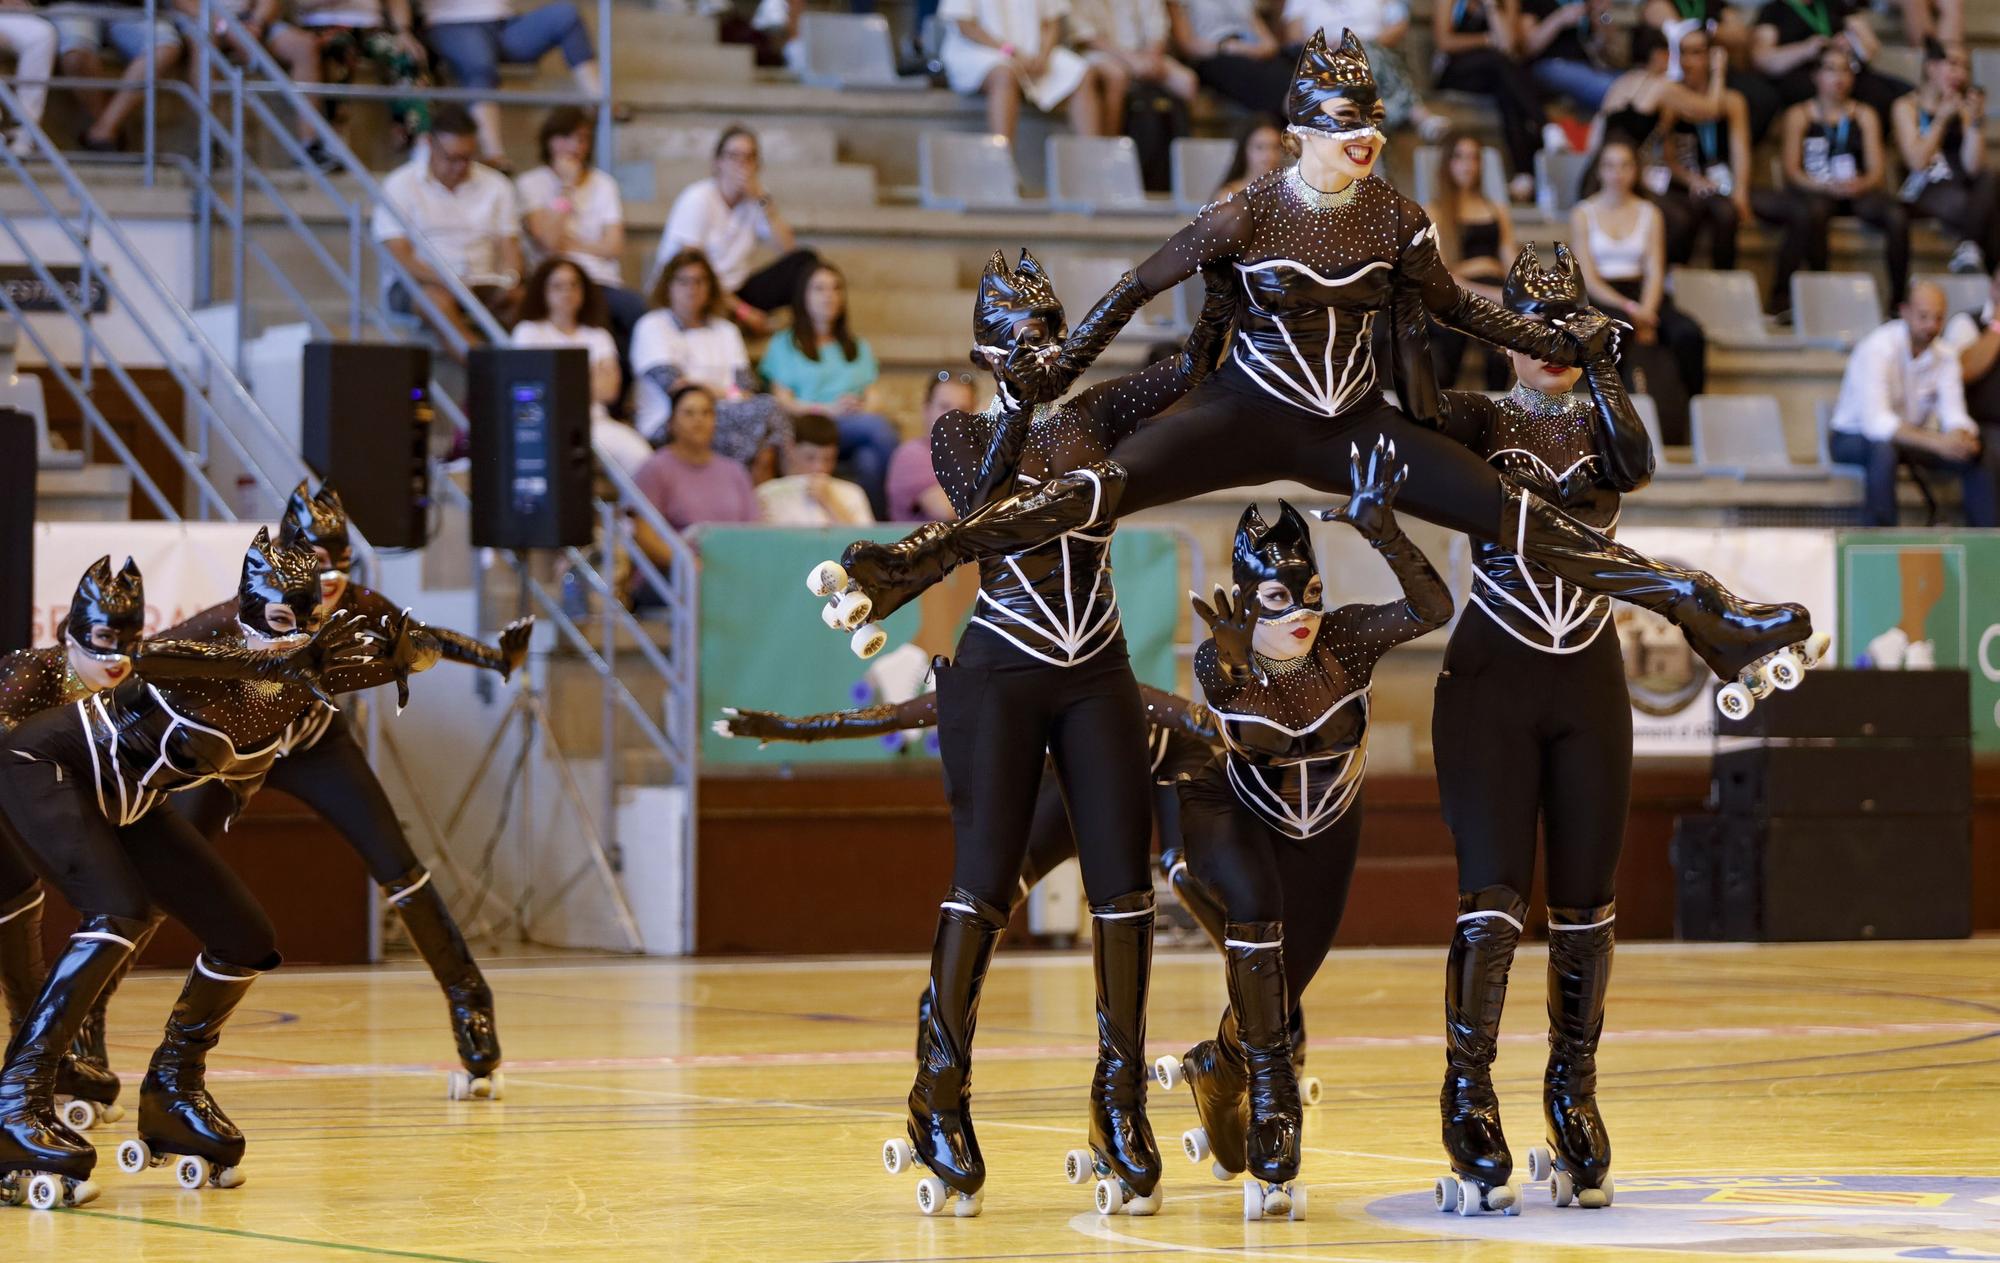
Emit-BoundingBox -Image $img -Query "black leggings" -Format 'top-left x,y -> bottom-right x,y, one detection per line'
1660,188 -> 1742,270
1909,173 -> 2000,259
1177,756 -> 1363,1002
936,627 -> 1154,910
0,759 -> 276,968
175,717 -> 418,887
1758,188 -> 1911,308
1435,48 -> 1545,175
1192,53 -> 1290,114
1432,606 -> 1631,908
1018,773 -> 1184,891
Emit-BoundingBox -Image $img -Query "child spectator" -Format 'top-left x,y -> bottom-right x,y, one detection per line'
510,258 -> 652,475
757,412 -> 877,525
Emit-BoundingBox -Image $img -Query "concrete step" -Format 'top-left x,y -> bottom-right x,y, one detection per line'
613,121 -> 840,167
36,463 -> 132,521
620,159 -> 877,209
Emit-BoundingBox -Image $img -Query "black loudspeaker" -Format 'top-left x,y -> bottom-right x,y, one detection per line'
1762,817 -> 1971,941
467,347 -> 592,549
1713,744 -> 1972,818
1716,668 -> 1970,739
0,409 -> 33,652
302,342 -> 432,548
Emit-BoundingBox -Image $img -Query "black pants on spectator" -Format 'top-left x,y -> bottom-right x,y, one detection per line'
1757,188 -> 1910,310
1192,52 -> 1291,114
1908,172 -> 2000,261
735,248 -> 821,314
1435,49 -> 1545,176
1828,429 -> 2000,527
1731,70 -> 1785,145
1609,278 -> 1704,445
1660,188 -> 1742,270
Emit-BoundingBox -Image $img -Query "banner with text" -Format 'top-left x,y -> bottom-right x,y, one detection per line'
32,521 -> 259,646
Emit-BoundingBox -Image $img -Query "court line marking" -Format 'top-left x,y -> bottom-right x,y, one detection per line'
68,1208 -> 497,1262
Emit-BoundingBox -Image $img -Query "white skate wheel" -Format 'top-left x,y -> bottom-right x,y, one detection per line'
1551,1169 -> 1576,1208
1456,1177 -> 1482,1216
1800,631 -> 1831,668
882,1137 -> 912,1175
806,561 -> 848,597
1125,1187 -> 1161,1217
176,1155 -> 212,1190
1767,649 -> 1805,690
1182,1128 -> 1210,1164
851,623 -> 887,659
1488,1180 -> 1519,1212
1579,1176 -> 1611,1209
215,1166 -> 247,1190
1094,1177 -> 1123,1215
1064,1148 -> 1093,1185
1526,1146 -> 1552,1183
446,1069 -> 471,1100
1154,1054 -> 1182,1091
26,1173 -> 60,1211
1243,1179 -> 1264,1220
831,589 -> 873,631
1212,1161 -> 1233,1183
1262,1186 -> 1291,1217
60,1098 -> 98,1131
820,601 -> 847,630
1289,1183 -> 1309,1220
485,1072 -> 505,1101
99,1102 -> 125,1125
952,1188 -> 982,1217
115,1139 -> 150,1174
1434,1175 -> 1459,1212
914,1175 -> 947,1216
65,1178 -> 98,1208
1716,681 -> 1753,720
1300,1075 -> 1323,1106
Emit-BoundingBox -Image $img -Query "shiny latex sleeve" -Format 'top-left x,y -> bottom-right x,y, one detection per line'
1138,683 -> 1221,747
1315,522 -> 1454,682
966,397 -> 1033,508
1399,213 -> 1579,371
347,587 -> 532,680
715,695 -> 938,744
1050,272 -> 1152,397
1076,261 -> 1236,445
1581,334 -> 1654,493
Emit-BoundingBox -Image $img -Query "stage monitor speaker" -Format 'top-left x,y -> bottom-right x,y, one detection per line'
467,346 -> 592,550
1714,743 -> 1970,819
1716,668 -> 1969,740
0,408 -> 33,652
301,342 -> 432,549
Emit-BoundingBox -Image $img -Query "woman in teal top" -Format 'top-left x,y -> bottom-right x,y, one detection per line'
761,261 -> 901,517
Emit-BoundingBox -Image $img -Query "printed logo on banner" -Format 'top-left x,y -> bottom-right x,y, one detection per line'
1613,563 -> 1709,717
1837,531 -> 2000,751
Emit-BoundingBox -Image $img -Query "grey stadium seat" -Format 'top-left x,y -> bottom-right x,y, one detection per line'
1170,137 -> 1234,214
1691,394 -> 1823,479
793,14 -> 929,89
919,132 -> 1026,211
1790,272 -> 1883,346
1046,135 -> 1149,214
1634,393 -> 1698,479
1670,268 -> 1775,346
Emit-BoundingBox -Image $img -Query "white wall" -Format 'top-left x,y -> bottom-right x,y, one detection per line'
0,219 -> 197,369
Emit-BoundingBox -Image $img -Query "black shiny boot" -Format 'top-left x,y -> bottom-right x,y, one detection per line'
885,889 -> 1005,1216
1160,847 -> 1225,950
1499,483 -> 1822,691
387,867 -> 502,1099
57,916 -> 157,1133
1539,902 -> 1616,1209
0,914 -> 146,1210
1228,923 -> 1304,1219
1437,886 -> 1526,1216
1065,891 -> 1160,1215
1161,1008 -> 1248,1179
117,954 -> 268,1190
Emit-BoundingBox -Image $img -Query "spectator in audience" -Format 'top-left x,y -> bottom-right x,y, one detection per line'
1764,48 -> 1909,315
1423,133 -> 1515,389
1897,0 -> 1962,49
54,1 -> 186,152
1072,0 -> 1200,131
646,125 -> 818,337
373,103 -> 524,349
1658,19 -> 1753,267
634,384 -> 763,535
1516,0 -> 1619,115
1890,41 -> 1995,276
1281,1 -> 1446,137
1639,0 -> 1783,139
420,0 -> 606,168
886,372 -> 973,522
1431,0 -> 1544,200
289,0 -> 432,153
1213,112 -> 1287,199
204,0 -> 339,168
936,0 -> 1122,145
1828,282 -> 1994,526
631,248 -> 790,475
1581,23 -> 1728,187
756,412 -> 878,526
1752,0 -> 1909,119
517,106 -> 647,361
0,3 -> 55,156
759,261 -> 900,519
1571,138 -> 1706,441
1167,0 -> 1289,113
1942,263 -> 2000,457
510,257 -> 653,475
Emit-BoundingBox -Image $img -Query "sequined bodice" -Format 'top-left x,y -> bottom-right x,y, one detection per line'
0,647 -> 90,734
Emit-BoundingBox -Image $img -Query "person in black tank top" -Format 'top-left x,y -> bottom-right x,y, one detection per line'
1759,48 -> 1909,314
1891,41 -> 1997,275
1422,135 -> 1514,391
1430,0 -> 1546,191
1658,22 -> 1758,268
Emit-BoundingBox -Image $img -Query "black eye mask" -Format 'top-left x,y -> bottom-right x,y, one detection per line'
1233,500 -> 1321,620
1286,28 -> 1386,138
67,555 -> 144,659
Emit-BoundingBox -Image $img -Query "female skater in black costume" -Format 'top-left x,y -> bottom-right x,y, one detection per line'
1427,245 -> 1644,1217
1155,440 -> 1451,1222
811,28 -> 1822,711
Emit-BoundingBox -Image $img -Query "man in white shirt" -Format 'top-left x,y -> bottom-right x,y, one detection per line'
756,412 -> 876,526
644,125 -> 818,335
372,103 -> 526,349
1940,262 -> 2000,431
1828,281 -> 1996,525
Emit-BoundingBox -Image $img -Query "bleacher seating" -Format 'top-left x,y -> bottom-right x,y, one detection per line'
1691,394 -> 1824,479
1915,272 -> 1991,316
1046,136 -> 1149,214
1791,272 -> 1885,346
1534,149 -> 1592,217
1634,394 -> 1699,479
1978,49 -> 2000,121
1044,253 -> 1188,338
919,132 -> 1026,211
1170,138 -> 1234,214
1671,268 -> 1779,347
792,13 -> 929,90
1410,143 -> 1508,209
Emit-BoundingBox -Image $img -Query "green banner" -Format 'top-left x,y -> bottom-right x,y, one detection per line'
697,525 -> 1185,766
1837,530 -> 1999,751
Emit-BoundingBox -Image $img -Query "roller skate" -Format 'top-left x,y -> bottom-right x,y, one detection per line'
881,890 -> 1005,1217
1290,1008 -> 1321,1107
54,1053 -> 123,1133
1714,631 -> 1831,721
115,955 -> 267,1192
1233,925 -> 1306,1221
386,867 -> 504,1100
1062,893 -> 1161,1216
1153,1014 -> 1246,1184
806,528 -> 957,661
1435,888 -> 1525,1218
1523,903 -> 1617,1209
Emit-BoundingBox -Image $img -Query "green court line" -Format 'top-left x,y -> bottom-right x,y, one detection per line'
72,1209 -> 498,1263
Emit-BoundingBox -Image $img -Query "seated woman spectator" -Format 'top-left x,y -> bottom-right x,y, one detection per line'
1431,0 -> 1543,201
1898,0 -> 1963,47
1284,0 -> 1445,137
1638,0 -> 1782,140
1572,138 -> 1707,441
1072,0 -> 1200,134
517,106 -> 647,359
756,412 -> 878,526
510,258 -> 653,476
1752,0 -> 1909,120
936,0 -> 1122,146
55,3 -> 184,153
1658,19 -> 1755,267
420,0 -> 606,167
887,372 -> 975,523
0,5 -> 55,157
631,384 -> 761,598
1763,48 -> 1909,315
1891,41 -> 1996,275
1584,23 -> 1726,179
646,126 -> 819,337
1516,0 -> 1618,115
632,248 -> 790,477
289,0 -> 432,153
1423,133 -> 1516,390
1167,0 -> 1289,113
758,261 -> 901,519
1213,112 -> 1287,199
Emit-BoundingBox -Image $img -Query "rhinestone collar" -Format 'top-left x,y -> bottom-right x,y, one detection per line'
1253,649 -> 1318,676
1508,382 -> 1591,420
1284,164 -> 1362,212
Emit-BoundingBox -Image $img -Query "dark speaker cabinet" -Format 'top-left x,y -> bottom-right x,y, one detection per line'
301,342 -> 432,549
0,409 -> 32,652
467,347 -> 592,550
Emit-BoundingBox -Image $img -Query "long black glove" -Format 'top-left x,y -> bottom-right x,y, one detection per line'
136,610 -> 375,707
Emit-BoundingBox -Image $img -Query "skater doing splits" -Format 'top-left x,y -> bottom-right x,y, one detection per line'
812,29 -> 1822,714
1161,442 -> 1451,1222
1427,245 -> 1640,1217
158,481 -> 530,1101
0,530 -> 437,1210
866,248 -> 1235,1220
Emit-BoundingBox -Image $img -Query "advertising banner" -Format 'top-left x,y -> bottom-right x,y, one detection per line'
1838,530 -> 2000,752
31,520 -> 257,645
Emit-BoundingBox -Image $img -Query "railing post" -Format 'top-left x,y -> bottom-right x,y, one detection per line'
143,0 -> 158,185
599,501 -> 618,872
231,66 -> 247,380
595,0 -> 612,171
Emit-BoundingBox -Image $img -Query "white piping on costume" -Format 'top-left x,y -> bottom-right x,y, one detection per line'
1224,937 -> 1283,949
1549,913 -> 1617,931
1457,909 -> 1526,932
1215,685 -> 1368,743
387,870 -> 433,904
1234,258 -> 1392,290
195,954 -> 258,982
1469,589 -> 1612,655
967,468 -> 1120,667
1095,908 -> 1152,920
73,930 -> 136,950
0,892 -> 46,924
941,901 -> 979,915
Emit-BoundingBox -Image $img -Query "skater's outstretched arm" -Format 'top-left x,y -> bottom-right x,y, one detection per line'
162,598 -> 243,642
134,611 -> 379,704
1572,312 -> 1655,493
1316,439 -> 1453,677
343,586 -> 534,681
1079,260 -> 1237,445
1138,684 -> 1221,747
713,694 -> 940,745
1398,199 -> 1595,371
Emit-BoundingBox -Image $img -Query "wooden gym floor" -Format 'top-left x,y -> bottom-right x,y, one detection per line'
28,938 -> 2000,1261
